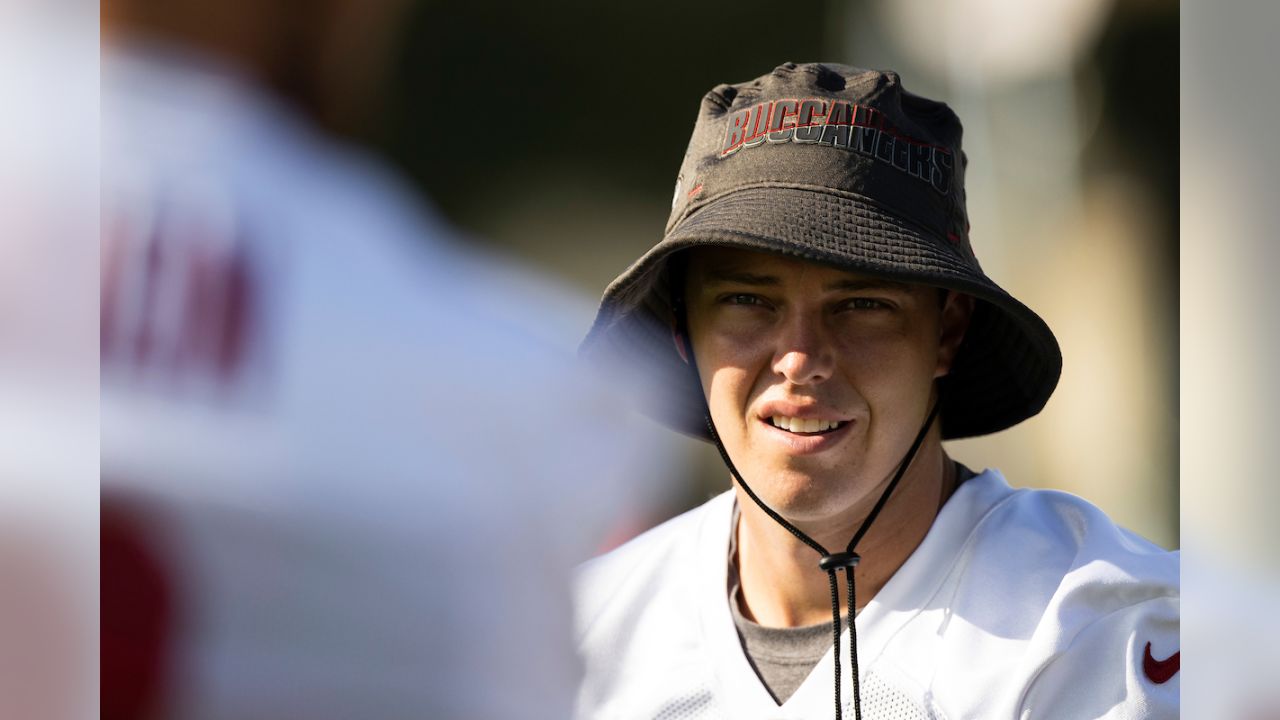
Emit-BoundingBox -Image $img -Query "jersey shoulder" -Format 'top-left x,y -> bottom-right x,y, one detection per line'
975,475 -> 1178,591
925,471 -> 1180,719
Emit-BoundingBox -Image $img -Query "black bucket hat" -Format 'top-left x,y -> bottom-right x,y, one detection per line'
582,62 -> 1061,440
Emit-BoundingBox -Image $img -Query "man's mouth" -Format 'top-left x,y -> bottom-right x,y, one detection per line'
768,415 -> 847,435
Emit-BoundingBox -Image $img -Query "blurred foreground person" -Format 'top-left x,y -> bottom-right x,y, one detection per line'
101,3 -> 672,719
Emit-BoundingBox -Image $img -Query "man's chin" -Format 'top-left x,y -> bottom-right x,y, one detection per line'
737,466 -> 860,524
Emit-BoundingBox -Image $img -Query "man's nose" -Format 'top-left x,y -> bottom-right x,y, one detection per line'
772,316 -> 836,385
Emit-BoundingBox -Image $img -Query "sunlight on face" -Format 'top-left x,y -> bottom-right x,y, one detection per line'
682,246 -> 968,523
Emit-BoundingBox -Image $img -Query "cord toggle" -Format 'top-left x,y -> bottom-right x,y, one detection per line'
818,551 -> 861,572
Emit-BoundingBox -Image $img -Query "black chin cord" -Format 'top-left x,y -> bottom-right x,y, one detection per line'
675,308 -> 940,720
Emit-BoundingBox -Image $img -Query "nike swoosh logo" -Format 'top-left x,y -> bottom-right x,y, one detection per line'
1142,641 -> 1179,684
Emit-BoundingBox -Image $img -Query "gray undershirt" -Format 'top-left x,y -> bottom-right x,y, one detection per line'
726,463 -> 976,704
727,504 -> 839,704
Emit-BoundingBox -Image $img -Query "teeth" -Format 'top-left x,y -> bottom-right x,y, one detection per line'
770,416 -> 843,434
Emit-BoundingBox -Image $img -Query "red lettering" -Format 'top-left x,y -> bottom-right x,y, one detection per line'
769,100 -> 799,132
722,109 -> 751,155
101,198 -> 258,386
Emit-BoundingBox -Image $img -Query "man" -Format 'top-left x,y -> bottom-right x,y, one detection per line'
576,63 -> 1178,719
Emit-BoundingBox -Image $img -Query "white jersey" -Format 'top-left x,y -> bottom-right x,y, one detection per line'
101,41 -> 674,720
574,470 -> 1179,720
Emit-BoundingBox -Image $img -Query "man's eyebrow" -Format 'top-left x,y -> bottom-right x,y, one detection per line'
702,269 -> 781,286
701,269 -> 916,293
824,278 -> 915,293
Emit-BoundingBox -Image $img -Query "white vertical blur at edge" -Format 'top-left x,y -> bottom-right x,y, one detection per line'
0,1 -> 99,719
1182,0 -> 1280,717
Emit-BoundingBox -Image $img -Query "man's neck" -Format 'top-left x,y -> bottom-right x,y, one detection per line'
733,446 -> 957,628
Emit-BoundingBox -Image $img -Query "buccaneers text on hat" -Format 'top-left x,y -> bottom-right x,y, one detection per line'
720,98 -> 953,195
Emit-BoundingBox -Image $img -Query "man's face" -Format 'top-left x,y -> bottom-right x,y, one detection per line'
682,247 -> 972,525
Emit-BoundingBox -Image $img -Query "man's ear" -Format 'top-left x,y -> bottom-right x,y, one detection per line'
672,326 -> 690,364
935,291 -> 975,378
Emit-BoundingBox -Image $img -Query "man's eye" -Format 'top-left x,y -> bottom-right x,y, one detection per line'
724,293 -> 765,306
844,298 -> 890,310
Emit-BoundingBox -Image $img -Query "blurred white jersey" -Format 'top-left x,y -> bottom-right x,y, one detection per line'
101,41 -> 673,720
575,470 -> 1179,720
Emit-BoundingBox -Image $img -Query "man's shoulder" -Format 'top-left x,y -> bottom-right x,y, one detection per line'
968,473 -> 1179,717
884,471 -> 1179,718
970,471 -> 1177,579
940,470 -> 1178,636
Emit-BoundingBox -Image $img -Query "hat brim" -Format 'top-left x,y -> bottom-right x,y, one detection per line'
582,185 -> 1061,440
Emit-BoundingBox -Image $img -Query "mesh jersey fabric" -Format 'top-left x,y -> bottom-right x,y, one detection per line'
573,470 -> 1179,720
628,670 -> 945,720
